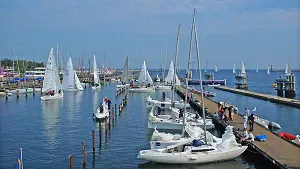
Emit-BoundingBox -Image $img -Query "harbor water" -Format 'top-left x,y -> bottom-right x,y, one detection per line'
0,70 -> 299,169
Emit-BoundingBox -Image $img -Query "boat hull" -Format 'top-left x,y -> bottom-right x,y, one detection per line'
138,146 -> 247,164
148,121 -> 215,130
0,92 -> 13,96
92,86 -> 101,90
147,101 -> 190,109
41,94 -> 63,101
129,87 -> 155,93
155,85 -> 172,90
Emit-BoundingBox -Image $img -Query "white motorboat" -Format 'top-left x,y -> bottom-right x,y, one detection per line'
92,54 -> 101,90
146,95 -> 190,109
94,99 -> 109,120
41,48 -> 64,101
62,57 -> 84,91
254,115 -> 281,129
148,107 -> 214,130
138,126 -> 247,164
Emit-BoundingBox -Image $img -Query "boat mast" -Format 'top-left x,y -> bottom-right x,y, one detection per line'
126,56 -> 129,83
193,8 -> 207,143
163,44 -> 168,87
56,44 -> 59,71
103,44 -> 106,86
182,10 -> 194,137
172,24 -> 181,104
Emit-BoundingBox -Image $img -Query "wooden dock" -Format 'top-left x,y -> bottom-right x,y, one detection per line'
214,86 -> 300,108
176,86 -> 300,169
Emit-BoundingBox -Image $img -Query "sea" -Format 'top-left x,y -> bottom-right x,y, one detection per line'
0,69 -> 299,169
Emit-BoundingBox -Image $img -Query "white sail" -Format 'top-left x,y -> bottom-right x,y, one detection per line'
267,66 -> 270,75
42,48 -> 61,93
214,65 -> 218,72
164,60 -> 180,85
62,58 -> 75,90
93,55 -> 100,85
74,71 -> 84,90
138,61 -> 147,83
256,69 -> 259,72
285,63 -> 291,75
233,64 -> 236,74
121,56 -> 129,83
146,70 -> 153,83
241,61 -> 246,74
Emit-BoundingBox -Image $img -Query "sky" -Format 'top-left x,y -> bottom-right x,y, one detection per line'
0,0 -> 299,69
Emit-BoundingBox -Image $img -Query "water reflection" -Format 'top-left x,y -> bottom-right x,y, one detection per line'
41,100 -> 60,148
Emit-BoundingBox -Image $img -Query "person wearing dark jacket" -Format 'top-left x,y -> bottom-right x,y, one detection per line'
248,114 -> 254,131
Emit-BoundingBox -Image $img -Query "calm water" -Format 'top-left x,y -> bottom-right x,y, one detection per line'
0,69 -> 298,168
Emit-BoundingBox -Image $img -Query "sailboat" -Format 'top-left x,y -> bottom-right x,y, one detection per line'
92,54 -> 101,89
156,74 -> 161,82
156,46 -> 172,90
233,64 -> 236,74
267,66 -> 270,75
139,8 -> 247,164
129,61 -> 155,92
62,57 -> 84,91
116,56 -> 130,88
41,48 -> 63,100
285,63 -> 291,75
214,65 -> 218,72
256,68 -> 259,72
156,61 -> 180,90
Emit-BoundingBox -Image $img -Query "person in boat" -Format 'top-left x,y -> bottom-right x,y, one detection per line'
107,99 -> 112,110
157,107 -> 161,116
248,114 -> 254,131
99,104 -> 103,113
162,92 -> 166,101
179,108 -> 183,118
58,89 -> 61,94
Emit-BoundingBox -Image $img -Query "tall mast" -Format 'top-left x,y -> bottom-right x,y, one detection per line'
194,8 -> 207,143
103,44 -> 106,86
172,24 -> 181,104
56,44 -> 59,71
126,56 -> 129,83
163,44 -> 168,87
182,9 -> 194,137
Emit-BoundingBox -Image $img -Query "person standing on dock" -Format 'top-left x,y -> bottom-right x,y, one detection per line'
248,114 -> 254,131
243,113 -> 248,130
228,106 -> 233,121
245,108 -> 250,116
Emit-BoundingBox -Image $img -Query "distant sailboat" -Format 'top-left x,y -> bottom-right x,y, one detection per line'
267,66 -> 270,75
92,54 -> 101,89
62,57 -> 84,91
256,68 -> 259,72
241,61 -> 246,74
285,63 -> 291,75
129,61 -> 154,93
214,65 -> 218,72
117,56 -> 129,88
233,64 -> 236,74
41,48 -> 63,100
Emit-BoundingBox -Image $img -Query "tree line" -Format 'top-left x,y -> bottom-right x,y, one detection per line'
0,58 -> 44,73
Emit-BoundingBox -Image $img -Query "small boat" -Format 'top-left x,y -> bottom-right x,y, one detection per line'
129,86 -> 155,93
10,88 -> 34,94
116,84 -> 130,88
278,132 -> 296,140
204,91 -> 216,97
92,54 -> 101,90
155,85 -> 172,90
254,115 -> 281,129
214,65 -> 218,72
233,64 -> 236,74
272,83 -> 277,88
0,91 -> 12,96
164,60 -> 181,86
138,125 -> 247,164
156,74 -> 161,82
208,84 -> 220,87
117,56 -> 130,88
146,95 -> 190,109
41,48 -> 64,101
94,98 -> 109,120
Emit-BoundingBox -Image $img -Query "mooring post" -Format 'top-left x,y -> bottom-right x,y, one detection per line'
25,88 -> 28,97
33,87 -> 35,96
40,87 -> 42,95
6,91 -> 8,100
82,141 -> 86,169
17,89 -> 19,99
69,155 -> 73,169
92,130 -> 95,152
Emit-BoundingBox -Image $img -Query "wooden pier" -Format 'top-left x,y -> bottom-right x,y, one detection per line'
176,86 -> 300,169
214,86 -> 300,108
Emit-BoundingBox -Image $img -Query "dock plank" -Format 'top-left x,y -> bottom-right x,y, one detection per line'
177,86 -> 300,169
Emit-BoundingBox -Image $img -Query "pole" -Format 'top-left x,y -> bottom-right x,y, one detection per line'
69,155 -> 72,169
82,141 -> 86,169
172,24 -> 181,105
92,130 -> 95,152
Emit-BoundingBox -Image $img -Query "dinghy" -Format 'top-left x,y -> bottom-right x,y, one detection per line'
138,126 -> 247,164
92,54 -> 101,90
94,98 -> 109,120
62,57 -> 84,91
41,48 -> 63,101
129,61 -> 154,93
252,107 -> 281,129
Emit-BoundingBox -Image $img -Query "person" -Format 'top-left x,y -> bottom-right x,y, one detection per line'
245,108 -> 250,117
248,114 -> 254,131
243,113 -> 248,130
58,89 -> 61,94
107,99 -> 112,110
218,108 -> 224,120
228,106 -> 232,121
157,107 -> 161,115
162,92 -> 166,101
229,106 -> 234,120
179,108 -> 184,118
195,112 -> 200,122
240,129 -> 254,145
99,104 -> 103,113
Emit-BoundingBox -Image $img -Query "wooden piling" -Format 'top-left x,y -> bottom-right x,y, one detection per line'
33,87 -> 35,96
17,90 -> 19,99
92,130 -> 95,152
25,88 -> 28,97
6,91 -> 8,100
69,155 -> 73,169
82,141 -> 86,169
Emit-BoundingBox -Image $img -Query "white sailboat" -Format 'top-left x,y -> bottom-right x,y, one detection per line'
116,56 -> 130,88
62,57 -> 84,91
139,8 -> 247,164
156,45 -> 172,90
156,74 -> 161,82
267,66 -> 270,75
164,61 -> 181,86
129,61 -> 155,93
214,65 -> 218,72
92,54 -> 101,89
285,63 -> 291,75
256,68 -> 259,72
233,64 -> 236,74
241,61 -> 246,74
41,48 -> 63,100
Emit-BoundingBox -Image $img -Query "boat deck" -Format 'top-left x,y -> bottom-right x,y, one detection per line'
214,86 -> 300,108
177,86 -> 300,169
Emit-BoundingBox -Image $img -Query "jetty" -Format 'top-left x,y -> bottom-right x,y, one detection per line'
214,86 -> 300,108
176,86 -> 300,169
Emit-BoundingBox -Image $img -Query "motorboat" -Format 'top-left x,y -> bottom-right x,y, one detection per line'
94,99 -> 109,120
254,115 -> 281,129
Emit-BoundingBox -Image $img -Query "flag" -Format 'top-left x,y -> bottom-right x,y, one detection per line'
16,148 -> 23,169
